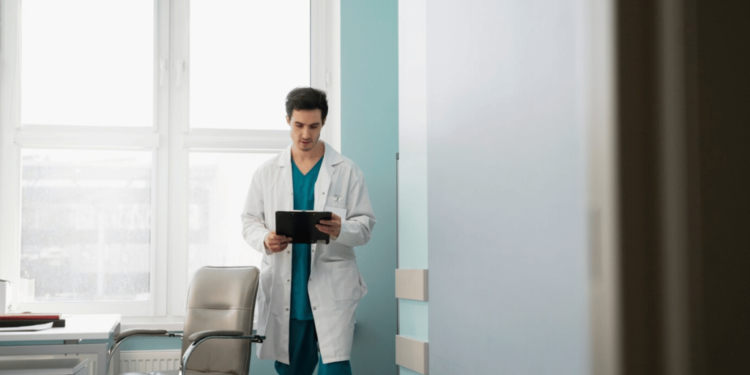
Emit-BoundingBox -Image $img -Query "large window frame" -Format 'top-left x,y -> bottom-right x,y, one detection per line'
0,0 -> 340,327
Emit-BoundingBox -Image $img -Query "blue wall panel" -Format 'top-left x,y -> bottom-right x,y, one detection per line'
341,0 -> 399,374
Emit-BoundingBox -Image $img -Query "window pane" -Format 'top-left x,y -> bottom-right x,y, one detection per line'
188,152 -> 277,281
21,149 -> 152,302
190,0 -> 310,130
21,0 -> 153,126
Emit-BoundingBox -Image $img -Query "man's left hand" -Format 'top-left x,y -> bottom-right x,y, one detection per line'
316,213 -> 342,240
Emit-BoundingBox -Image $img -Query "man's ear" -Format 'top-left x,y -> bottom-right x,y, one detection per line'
286,116 -> 291,125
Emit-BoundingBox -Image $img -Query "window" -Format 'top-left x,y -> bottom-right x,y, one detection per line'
21,149 -> 153,303
190,1 -> 309,130
187,152 -> 275,282
0,0 -> 338,322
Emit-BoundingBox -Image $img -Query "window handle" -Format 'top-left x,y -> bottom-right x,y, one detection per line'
159,59 -> 167,86
176,60 -> 186,86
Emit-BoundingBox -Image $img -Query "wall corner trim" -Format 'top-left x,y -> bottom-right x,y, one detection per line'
396,335 -> 429,374
395,269 -> 428,301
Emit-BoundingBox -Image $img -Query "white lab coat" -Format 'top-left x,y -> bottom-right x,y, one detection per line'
241,142 -> 376,364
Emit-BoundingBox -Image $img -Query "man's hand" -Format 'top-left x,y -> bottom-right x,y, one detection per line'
316,213 -> 342,239
265,231 -> 291,253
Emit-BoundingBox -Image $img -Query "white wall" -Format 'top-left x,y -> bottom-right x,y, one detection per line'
423,0 -> 591,373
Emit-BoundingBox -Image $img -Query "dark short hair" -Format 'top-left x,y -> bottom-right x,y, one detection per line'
285,87 -> 328,121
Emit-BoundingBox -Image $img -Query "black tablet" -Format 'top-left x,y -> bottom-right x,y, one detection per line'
275,211 -> 332,244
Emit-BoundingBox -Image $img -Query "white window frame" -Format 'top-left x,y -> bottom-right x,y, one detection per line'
0,0 -> 340,326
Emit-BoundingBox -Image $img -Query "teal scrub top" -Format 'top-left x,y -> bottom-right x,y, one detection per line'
290,156 -> 323,321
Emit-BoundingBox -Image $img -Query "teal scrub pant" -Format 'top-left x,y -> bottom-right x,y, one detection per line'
274,319 -> 352,375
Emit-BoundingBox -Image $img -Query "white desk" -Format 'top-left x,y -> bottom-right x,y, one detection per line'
0,358 -> 90,375
0,315 -> 120,375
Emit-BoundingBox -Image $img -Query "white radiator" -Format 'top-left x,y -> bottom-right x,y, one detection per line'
118,350 -> 181,373
0,350 -> 181,375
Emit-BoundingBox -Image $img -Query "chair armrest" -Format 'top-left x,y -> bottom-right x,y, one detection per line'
107,329 -> 173,375
114,329 -> 169,342
182,332 -> 265,371
188,330 -> 243,343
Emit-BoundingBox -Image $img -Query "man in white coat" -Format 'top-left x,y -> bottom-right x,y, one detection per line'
241,87 -> 376,375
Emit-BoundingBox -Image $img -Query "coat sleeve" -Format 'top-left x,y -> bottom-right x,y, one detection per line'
241,170 -> 272,255
335,166 -> 376,247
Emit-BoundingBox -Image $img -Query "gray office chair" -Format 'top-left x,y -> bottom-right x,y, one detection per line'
107,266 -> 264,375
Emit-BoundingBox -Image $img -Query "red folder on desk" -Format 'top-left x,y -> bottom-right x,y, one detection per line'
0,314 -> 61,321
0,314 -> 65,327
0,319 -> 66,328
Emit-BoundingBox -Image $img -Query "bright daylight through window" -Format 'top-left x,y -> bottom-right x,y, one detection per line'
190,1 -> 309,130
187,152 -> 276,282
0,0 -> 319,318
21,149 -> 152,302
22,1 -> 153,127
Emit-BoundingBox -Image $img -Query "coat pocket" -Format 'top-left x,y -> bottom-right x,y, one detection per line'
322,261 -> 363,301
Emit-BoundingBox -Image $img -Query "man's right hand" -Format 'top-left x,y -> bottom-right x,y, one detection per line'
265,231 -> 291,253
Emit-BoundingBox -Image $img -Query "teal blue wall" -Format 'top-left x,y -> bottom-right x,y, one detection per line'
341,0 -> 399,374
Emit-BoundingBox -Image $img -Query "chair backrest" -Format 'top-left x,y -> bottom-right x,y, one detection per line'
182,266 -> 259,375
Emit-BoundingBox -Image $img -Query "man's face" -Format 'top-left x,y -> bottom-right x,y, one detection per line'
287,109 -> 325,152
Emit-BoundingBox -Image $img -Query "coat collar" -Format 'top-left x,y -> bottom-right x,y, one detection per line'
276,141 -> 344,169
277,142 -> 344,211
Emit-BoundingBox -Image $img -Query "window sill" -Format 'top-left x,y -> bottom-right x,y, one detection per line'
121,317 -> 185,332
120,317 -> 259,333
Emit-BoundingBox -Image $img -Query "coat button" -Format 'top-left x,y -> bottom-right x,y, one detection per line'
322,192 -> 325,195
287,251 -> 290,254
286,308 -> 289,311
313,306 -> 317,310
287,279 -> 290,282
